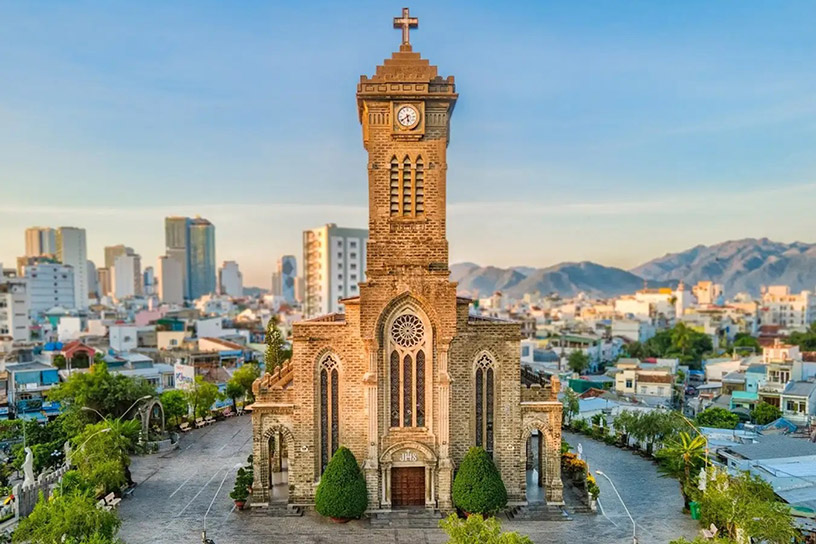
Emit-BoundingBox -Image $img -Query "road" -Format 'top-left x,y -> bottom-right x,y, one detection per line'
119,419 -> 698,544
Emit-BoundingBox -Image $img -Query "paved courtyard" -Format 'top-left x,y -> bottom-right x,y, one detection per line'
119,419 -> 698,544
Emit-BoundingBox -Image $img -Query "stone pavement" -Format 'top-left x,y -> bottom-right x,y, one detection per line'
118,419 -> 698,544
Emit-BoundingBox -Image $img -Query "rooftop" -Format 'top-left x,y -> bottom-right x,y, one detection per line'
727,435 -> 816,461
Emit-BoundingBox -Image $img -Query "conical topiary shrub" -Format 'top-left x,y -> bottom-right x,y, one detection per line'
314,446 -> 368,520
452,447 -> 508,516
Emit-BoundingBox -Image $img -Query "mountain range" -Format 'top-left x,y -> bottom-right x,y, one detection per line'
451,238 -> 816,299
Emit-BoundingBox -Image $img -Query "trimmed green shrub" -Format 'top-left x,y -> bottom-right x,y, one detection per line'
452,447 -> 508,516
314,446 -> 367,519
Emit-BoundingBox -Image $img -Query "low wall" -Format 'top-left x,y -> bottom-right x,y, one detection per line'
12,465 -> 69,519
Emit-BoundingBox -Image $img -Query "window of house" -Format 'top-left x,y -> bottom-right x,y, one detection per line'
475,353 -> 495,455
389,312 -> 428,428
625,379 -> 633,388
319,354 -> 340,474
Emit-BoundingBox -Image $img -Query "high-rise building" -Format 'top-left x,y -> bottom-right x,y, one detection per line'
56,227 -> 88,309
157,255 -> 183,305
0,267 -> 29,341
272,255 -> 297,304
112,254 -> 141,300
87,260 -> 99,299
218,261 -> 243,297
189,217 -> 216,300
97,267 -> 112,299
143,266 -> 155,296
303,224 -> 367,317
23,262 -> 75,314
25,227 -> 57,258
165,217 -> 191,300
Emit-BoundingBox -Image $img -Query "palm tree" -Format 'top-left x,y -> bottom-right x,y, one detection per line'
671,323 -> 693,357
656,431 -> 706,510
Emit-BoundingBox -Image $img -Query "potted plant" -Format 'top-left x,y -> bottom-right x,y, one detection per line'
452,447 -> 508,517
230,467 -> 252,509
315,446 -> 368,522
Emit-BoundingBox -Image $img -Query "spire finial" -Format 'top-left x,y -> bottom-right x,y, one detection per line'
393,7 -> 418,47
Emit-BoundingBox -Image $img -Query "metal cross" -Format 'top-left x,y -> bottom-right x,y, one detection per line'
393,7 -> 418,45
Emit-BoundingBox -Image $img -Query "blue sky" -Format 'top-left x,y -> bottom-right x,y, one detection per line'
2,1 -> 816,286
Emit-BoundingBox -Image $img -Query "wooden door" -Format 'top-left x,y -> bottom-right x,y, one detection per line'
391,467 -> 425,507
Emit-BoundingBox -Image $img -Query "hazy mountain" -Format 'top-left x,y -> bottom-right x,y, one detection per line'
631,238 -> 816,296
451,261 -> 648,299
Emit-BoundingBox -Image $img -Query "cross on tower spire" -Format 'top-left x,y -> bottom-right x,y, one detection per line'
393,7 -> 418,47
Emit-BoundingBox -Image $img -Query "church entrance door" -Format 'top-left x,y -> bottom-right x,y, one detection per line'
391,467 -> 425,507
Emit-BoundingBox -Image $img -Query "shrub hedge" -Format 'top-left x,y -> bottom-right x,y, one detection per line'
452,447 -> 507,515
314,446 -> 368,519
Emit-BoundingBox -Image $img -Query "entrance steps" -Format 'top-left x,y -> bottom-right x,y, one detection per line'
247,503 -> 303,517
506,503 -> 573,521
369,508 -> 443,528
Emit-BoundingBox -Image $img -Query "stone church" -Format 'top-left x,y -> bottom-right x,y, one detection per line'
250,9 -> 563,512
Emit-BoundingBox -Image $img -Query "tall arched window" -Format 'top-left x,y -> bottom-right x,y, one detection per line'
389,157 -> 400,215
388,155 -> 425,218
319,354 -> 340,474
388,311 -> 429,428
475,353 -> 495,455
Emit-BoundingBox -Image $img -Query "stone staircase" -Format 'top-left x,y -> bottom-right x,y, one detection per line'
506,503 -> 573,521
369,509 -> 443,528
247,503 -> 303,517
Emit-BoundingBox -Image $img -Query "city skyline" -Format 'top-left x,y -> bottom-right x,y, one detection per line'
3,1 -> 816,286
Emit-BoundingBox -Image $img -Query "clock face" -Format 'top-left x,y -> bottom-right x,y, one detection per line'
396,106 -> 419,128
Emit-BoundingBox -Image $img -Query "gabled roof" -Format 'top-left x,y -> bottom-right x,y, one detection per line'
783,381 -> 816,397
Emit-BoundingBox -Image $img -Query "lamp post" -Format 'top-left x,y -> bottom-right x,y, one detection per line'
80,395 -> 152,422
596,470 -> 637,544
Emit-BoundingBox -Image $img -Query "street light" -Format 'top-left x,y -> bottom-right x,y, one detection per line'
66,427 -> 111,467
80,395 -> 152,422
596,470 -> 637,544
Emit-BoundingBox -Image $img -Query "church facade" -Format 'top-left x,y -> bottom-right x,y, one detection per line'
250,10 -> 563,511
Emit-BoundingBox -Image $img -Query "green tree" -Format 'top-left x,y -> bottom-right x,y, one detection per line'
567,351 -> 589,374
561,388 -> 579,425
231,363 -> 261,402
752,401 -> 781,425
186,376 -> 221,418
13,490 -> 122,544
159,389 -> 188,427
264,319 -> 289,370
452,447 -> 508,516
788,323 -> 816,351
732,333 -> 760,353
48,362 -> 156,420
655,432 -> 706,510
700,469 -> 797,542
314,446 -> 368,520
71,419 -> 139,494
696,407 -> 739,430
671,323 -> 694,357
439,513 -> 532,544
225,380 -> 245,412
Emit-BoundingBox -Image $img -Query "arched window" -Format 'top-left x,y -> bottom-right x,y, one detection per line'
388,155 -> 425,218
388,312 -> 429,428
402,155 -> 412,216
319,354 -> 340,474
475,353 -> 495,455
389,156 -> 400,215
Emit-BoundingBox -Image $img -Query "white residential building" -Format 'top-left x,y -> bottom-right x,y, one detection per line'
24,227 -> 57,257
218,261 -> 243,297
157,256 -> 184,305
56,227 -> 88,309
303,224 -> 368,317
692,281 -> 724,305
0,273 -> 29,342
760,286 -> 816,329
112,254 -> 141,300
23,263 -> 75,314
109,325 -> 139,352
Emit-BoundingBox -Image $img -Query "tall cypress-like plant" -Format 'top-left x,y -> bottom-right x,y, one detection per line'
452,447 -> 508,516
314,447 -> 368,520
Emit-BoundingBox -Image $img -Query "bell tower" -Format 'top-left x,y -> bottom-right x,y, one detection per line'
357,8 -> 458,279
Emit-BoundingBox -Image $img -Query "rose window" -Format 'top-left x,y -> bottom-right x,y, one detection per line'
390,314 -> 424,348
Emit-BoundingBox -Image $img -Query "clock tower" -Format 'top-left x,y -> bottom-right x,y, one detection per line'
356,7 -> 458,278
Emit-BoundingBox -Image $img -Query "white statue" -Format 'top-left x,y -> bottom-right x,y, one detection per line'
22,447 -> 35,487
577,443 -> 583,461
698,466 -> 707,492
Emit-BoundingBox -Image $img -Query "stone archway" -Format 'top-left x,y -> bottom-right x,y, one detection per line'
520,419 -> 562,504
380,441 -> 437,509
259,425 -> 295,504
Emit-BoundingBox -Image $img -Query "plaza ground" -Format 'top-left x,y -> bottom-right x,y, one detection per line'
119,419 -> 698,544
